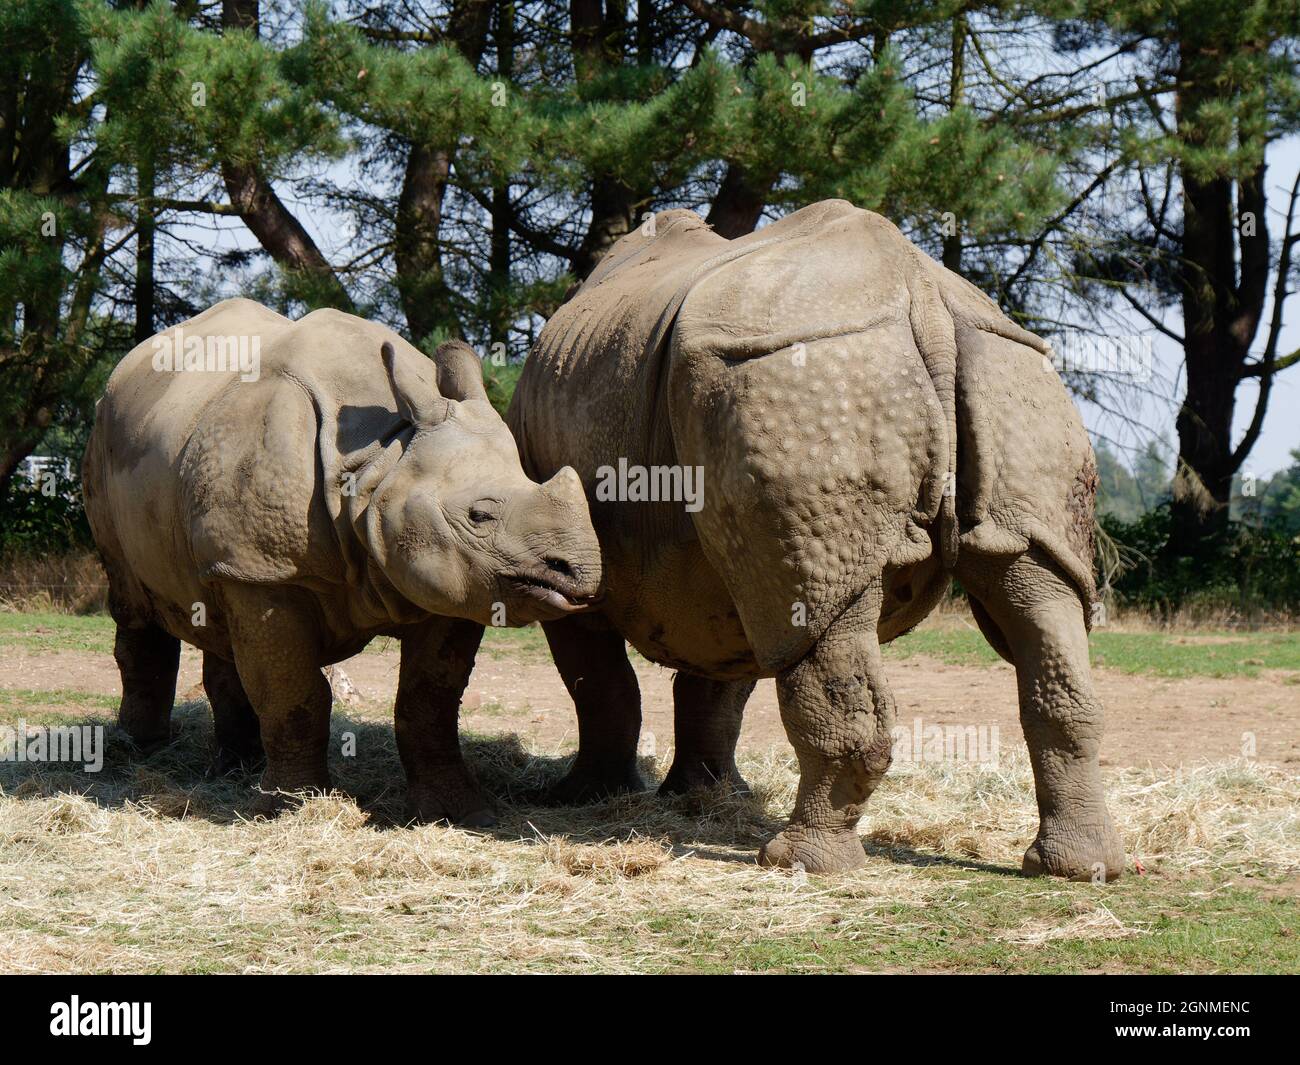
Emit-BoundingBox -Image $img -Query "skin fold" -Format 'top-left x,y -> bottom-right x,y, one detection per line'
83,299 -> 601,824
501,199 -> 1124,879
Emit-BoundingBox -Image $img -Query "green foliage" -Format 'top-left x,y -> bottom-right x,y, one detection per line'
483,359 -> 524,419
1101,505 -> 1300,614
0,465 -> 92,556
85,0 -> 347,174
1237,448 -> 1300,533
1095,440 -> 1170,522
3,0 -> 1296,589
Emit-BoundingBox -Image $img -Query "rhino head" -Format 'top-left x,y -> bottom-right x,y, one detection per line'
365,339 -> 601,626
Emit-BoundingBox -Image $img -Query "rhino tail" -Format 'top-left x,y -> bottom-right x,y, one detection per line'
906,252 -> 959,569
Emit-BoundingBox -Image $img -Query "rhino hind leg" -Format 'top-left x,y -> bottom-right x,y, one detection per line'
221,584 -> 332,808
537,613 -> 646,804
659,674 -> 754,796
759,579 -> 895,874
395,616 -> 496,828
113,620 -> 181,751
957,548 -> 1123,881
202,651 -> 264,776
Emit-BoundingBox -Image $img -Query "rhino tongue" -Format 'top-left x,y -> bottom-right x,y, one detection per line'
537,587 -> 588,613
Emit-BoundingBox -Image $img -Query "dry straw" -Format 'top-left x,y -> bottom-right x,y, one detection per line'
1,702 -> 1296,972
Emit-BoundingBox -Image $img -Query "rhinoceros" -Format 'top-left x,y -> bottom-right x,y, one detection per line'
82,298 -> 600,824
503,200 -> 1123,879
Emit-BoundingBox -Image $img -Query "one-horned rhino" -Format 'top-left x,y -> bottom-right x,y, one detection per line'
82,298 -> 600,823
504,200 -> 1124,879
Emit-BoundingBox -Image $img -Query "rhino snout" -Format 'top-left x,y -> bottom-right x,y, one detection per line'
501,472 -> 602,617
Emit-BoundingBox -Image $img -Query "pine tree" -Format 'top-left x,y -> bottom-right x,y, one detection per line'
1064,1 -> 1300,555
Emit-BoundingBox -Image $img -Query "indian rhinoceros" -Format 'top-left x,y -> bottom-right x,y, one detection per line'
82,298 -> 600,824
504,199 -> 1124,879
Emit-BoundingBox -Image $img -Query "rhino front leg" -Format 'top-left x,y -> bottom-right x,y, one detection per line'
395,616 -> 495,828
222,584 -> 332,804
539,613 -> 645,803
958,549 -> 1124,881
759,581 -> 895,874
660,674 -> 754,795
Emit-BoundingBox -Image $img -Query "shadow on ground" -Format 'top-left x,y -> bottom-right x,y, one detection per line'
0,702 -> 789,859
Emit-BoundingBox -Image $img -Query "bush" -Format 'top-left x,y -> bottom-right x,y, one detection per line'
0,464 -> 92,557
1101,505 -> 1300,617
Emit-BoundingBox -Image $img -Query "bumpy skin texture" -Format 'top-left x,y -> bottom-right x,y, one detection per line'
506,200 -> 1123,879
83,299 -> 601,822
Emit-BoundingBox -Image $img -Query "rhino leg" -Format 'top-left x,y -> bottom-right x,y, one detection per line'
203,651 -> 264,776
957,548 -> 1124,882
538,613 -> 645,804
659,674 -> 753,796
222,584 -> 332,805
113,620 -> 181,751
395,616 -> 495,828
759,580 -> 894,874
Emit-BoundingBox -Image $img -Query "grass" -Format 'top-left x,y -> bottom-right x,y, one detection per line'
0,703 -> 1295,973
7,611 -> 1294,679
0,689 -> 118,716
0,611 -> 116,656
884,625 -> 1300,678
0,550 -> 107,614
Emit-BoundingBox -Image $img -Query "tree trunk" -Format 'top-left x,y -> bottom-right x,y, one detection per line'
393,1 -> 493,342
395,144 -> 457,344
1167,36 -> 1264,555
569,0 -> 642,277
706,163 -> 772,238
134,155 -> 155,344
219,1 -> 351,311
487,0 -> 516,352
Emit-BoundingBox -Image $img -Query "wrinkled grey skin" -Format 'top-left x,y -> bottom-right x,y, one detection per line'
503,201 -> 1123,879
83,298 -> 600,824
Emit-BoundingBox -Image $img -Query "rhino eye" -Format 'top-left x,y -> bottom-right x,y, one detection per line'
468,503 -> 500,526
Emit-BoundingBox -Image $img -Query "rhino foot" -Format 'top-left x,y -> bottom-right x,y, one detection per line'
405,782 -> 497,829
1021,817 -> 1124,882
251,783 -> 336,818
537,757 -> 646,806
758,826 -> 867,874
205,745 -> 265,780
658,760 -> 751,798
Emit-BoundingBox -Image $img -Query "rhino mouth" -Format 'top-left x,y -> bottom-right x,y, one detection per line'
505,572 -> 598,613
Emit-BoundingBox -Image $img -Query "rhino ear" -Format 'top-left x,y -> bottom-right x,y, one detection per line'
382,341 -> 449,428
433,340 -> 489,403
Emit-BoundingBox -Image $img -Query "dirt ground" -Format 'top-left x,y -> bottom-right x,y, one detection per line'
5,639 -> 1298,769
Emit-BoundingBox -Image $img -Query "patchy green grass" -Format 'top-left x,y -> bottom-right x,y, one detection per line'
0,612 -> 115,655
0,689 -> 117,719
4,610 -> 1296,679
885,626 -> 1300,679
1086,631 -> 1300,678
478,624 -> 552,660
